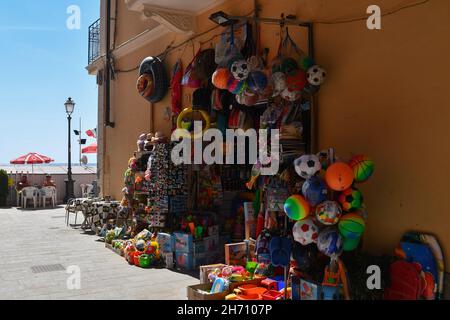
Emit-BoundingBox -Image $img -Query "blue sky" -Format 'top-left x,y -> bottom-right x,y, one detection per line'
0,0 -> 100,164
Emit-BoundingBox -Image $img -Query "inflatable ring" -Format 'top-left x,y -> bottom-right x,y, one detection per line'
176,108 -> 211,140
139,56 -> 169,103
136,74 -> 154,98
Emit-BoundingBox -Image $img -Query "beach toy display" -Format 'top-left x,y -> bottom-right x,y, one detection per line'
349,155 -> 375,183
302,176 -> 328,206
325,162 -> 354,191
284,195 -> 310,221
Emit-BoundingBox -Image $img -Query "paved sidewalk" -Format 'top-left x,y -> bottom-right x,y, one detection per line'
0,207 -> 198,300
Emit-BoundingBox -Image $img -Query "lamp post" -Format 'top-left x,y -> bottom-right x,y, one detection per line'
64,98 -> 76,203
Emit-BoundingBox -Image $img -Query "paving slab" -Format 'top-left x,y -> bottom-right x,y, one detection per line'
0,207 -> 198,300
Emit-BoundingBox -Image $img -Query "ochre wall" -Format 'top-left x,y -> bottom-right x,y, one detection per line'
102,0 -> 450,270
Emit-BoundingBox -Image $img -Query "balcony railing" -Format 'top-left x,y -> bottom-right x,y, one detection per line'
88,18 -> 101,65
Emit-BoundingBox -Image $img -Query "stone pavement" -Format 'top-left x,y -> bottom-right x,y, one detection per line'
0,207 -> 198,300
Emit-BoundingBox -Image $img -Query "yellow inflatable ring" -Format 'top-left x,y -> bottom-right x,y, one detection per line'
176,108 -> 211,140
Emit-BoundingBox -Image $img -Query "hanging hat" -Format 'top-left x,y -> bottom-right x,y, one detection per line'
195,49 -> 217,81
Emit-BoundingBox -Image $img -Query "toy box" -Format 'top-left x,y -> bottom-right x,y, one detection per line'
225,242 -> 256,266
164,252 -> 174,269
157,233 -> 174,253
175,252 -> 207,271
204,235 -> 220,252
173,232 -> 194,253
299,279 -> 322,300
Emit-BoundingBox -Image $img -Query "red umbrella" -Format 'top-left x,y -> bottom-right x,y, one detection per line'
82,142 -> 97,154
10,152 -> 55,173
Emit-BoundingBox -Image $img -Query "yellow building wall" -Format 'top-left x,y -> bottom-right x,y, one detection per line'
102,0 -> 450,269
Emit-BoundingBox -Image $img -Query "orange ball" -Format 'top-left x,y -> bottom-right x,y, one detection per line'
325,162 -> 354,191
212,68 -> 231,89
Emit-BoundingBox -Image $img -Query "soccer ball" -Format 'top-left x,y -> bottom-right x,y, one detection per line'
293,218 -> 319,246
135,240 -> 146,252
339,187 -> 363,212
307,65 -> 326,86
231,60 -> 250,81
317,228 -> 343,257
316,201 -> 343,226
294,154 -> 322,180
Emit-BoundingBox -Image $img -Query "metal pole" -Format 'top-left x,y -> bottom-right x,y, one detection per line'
65,114 -> 75,203
79,118 -> 82,166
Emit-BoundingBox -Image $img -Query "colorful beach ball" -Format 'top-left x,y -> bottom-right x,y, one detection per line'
212,68 -> 232,89
325,162 -> 354,191
247,71 -> 268,92
317,228 -> 344,257
349,155 -> 375,183
228,78 -> 247,95
338,214 -> 366,251
284,195 -> 311,221
302,176 -> 328,207
293,218 -> 319,246
316,201 -> 343,226
339,187 -> 363,212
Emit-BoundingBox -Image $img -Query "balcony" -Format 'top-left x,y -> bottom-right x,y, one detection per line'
88,18 -> 101,65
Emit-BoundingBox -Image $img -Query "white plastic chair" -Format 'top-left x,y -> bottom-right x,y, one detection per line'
41,187 -> 56,208
81,184 -> 94,198
21,187 -> 38,209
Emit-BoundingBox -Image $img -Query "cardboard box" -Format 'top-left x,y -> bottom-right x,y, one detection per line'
225,242 -> 256,266
204,235 -> 220,252
173,232 -> 194,253
199,263 -> 227,284
157,233 -> 174,253
187,283 -> 229,300
175,252 -> 207,271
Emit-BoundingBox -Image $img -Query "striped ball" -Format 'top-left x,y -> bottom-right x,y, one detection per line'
349,155 -> 374,183
338,213 -> 366,238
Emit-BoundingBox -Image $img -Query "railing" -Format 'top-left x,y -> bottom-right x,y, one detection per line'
88,18 -> 101,65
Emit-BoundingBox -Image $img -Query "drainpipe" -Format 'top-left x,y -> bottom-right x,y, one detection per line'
105,0 -> 115,128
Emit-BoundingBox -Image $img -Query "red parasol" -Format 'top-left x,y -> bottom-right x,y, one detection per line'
10,152 -> 55,174
10,153 -> 54,165
82,142 -> 97,154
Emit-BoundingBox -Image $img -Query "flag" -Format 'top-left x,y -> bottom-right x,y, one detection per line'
86,128 -> 97,138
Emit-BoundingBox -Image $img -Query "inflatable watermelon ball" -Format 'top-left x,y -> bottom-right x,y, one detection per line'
338,213 -> 366,251
349,155 -> 374,183
339,187 -> 363,212
284,195 -> 311,221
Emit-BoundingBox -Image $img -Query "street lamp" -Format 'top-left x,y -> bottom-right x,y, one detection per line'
64,97 -> 76,203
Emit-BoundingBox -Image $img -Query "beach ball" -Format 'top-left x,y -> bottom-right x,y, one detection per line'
135,240 -> 146,252
247,71 -> 268,92
293,218 -> 319,246
316,201 -> 343,226
339,187 -> 363,212
281,57 -> 300,76
287,69 -> 307,92
338,214 -> 366,251
317,228 -> 344,257
284,195 -> 311,221
302,176 -> 328,207
325,162 -> 354,191
227,78 -> 247,94
212,68 -> 232,89
349,155 -> 375,183
299,56 -> 315,71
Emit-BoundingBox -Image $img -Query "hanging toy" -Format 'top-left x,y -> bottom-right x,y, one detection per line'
176,108 -> 211,140
338,187 -> 363,212
307,65 -> 327,86
294,154 -> 322,180
284,195 -> 310,221
325,162 -> 354,191
348,155 -> 375,183
231,60 -> 251,81
212,68 -> 232,89
293,217 -> 319,245
316,201 -> 343,226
